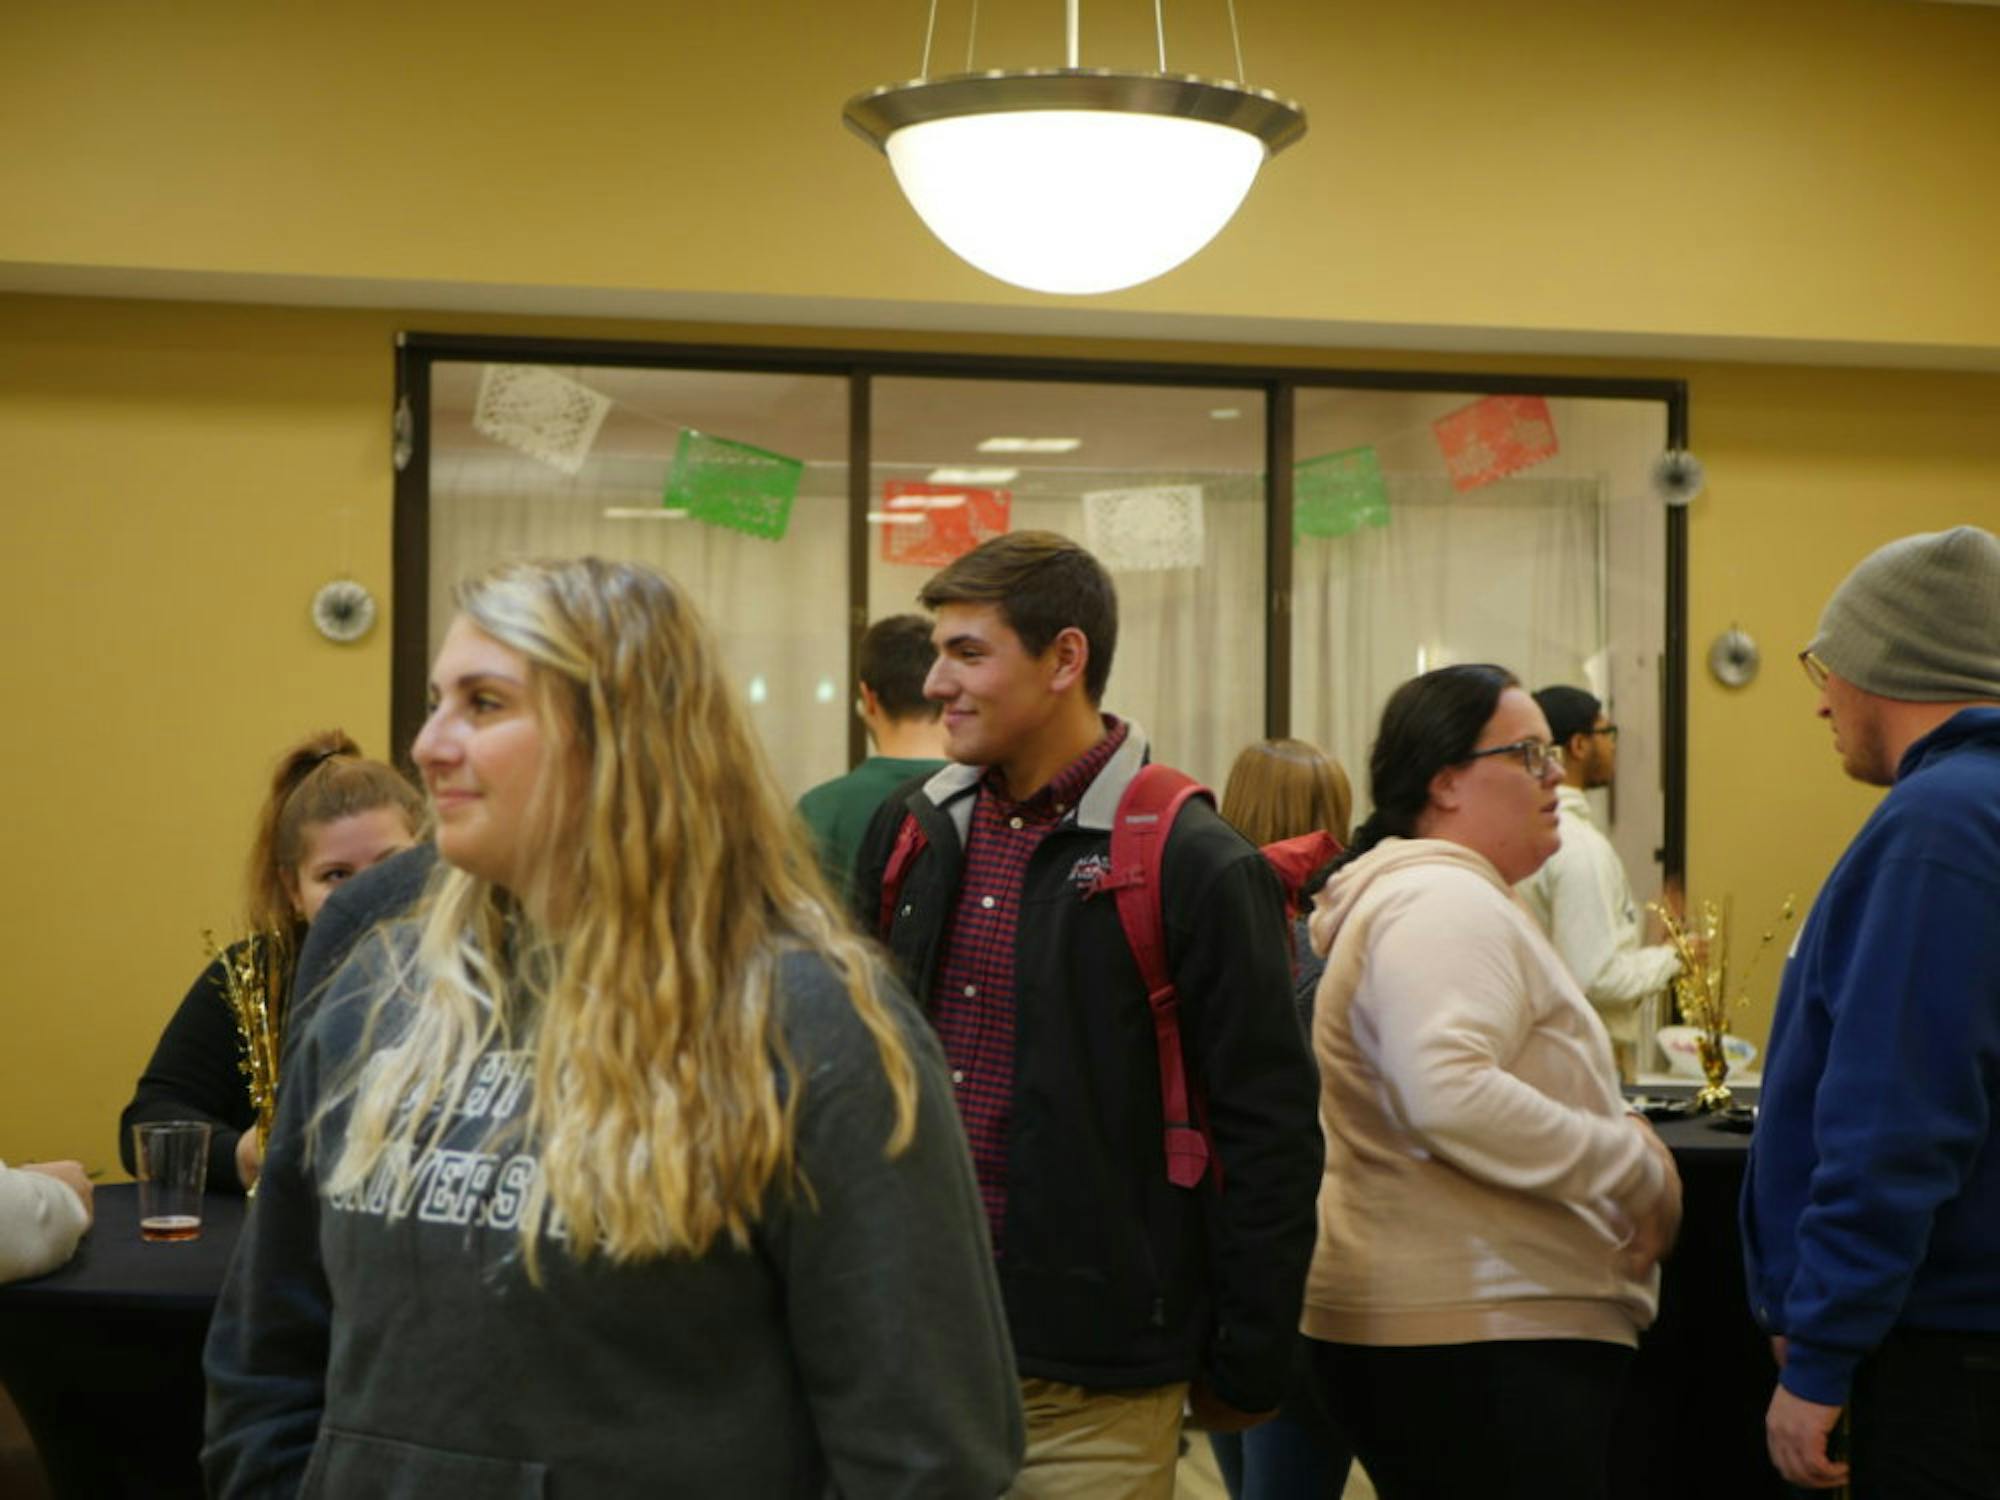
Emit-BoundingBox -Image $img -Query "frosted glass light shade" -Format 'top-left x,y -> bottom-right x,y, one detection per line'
846,72 -> 1306,297
886,111 -> 1263,295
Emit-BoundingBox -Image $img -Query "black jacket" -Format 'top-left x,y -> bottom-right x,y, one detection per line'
282,841 -> 438,1066
119,950 -> 259,1194
853,729 -> 1322,1411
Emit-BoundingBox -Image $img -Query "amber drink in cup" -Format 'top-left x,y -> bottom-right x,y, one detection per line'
132,1120 -> 212,1242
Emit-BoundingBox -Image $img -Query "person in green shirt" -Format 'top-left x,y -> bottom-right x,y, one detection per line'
797,613 -> 949,897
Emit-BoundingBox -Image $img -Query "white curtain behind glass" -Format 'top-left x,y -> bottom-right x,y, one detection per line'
429,450 -> 849,800
868,475 -> 1264,790
1291,475 -> 1606,808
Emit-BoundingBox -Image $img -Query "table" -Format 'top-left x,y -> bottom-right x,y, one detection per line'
1615,1113 -> 1782,1499
0,1132 -> 1782,1499
0,1183 -> 244,1500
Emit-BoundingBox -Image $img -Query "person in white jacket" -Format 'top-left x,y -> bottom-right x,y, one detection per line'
1516,685 -> 1681,1080
1303,664 -> 1682,1500
0,1159 -> 92,1284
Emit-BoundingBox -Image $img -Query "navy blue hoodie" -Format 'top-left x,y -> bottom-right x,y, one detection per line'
1742,707 -> 2000,1405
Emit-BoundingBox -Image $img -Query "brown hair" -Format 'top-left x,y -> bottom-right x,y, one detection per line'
1220,737 -> 1354,849
244,730 -> 427,957
857,613 -> 941,722
918,531 -> 1119,703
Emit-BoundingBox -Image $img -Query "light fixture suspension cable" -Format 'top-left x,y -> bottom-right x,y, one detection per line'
1154,0 -> 1166,70
1066,0 -> 1080,68
966,0 -> 979,70
1225,0 -> 1245,80
920,0 -> 938,77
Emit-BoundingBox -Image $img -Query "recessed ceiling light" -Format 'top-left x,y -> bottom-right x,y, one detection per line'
1209,407 -> 1242,420
926,466 -> 1018,484
602,507 -> 690,520
886,492 -> 968,511
977,436 -> 1082,454
866,511 -> 928,526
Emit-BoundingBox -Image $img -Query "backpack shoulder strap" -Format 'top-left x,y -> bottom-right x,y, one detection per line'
876,811 -> 930,940
1107,764 -> 1216,1189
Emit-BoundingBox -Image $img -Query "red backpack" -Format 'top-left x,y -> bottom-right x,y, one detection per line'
877,764 -> 1272,1191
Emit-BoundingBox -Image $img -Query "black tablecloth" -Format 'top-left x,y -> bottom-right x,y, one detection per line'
1616,1113 -> 1782,1499
0,1183 -> 244,1500
0,1131 -> 1779,1499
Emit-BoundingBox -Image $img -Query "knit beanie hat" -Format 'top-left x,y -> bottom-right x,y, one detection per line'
1808,525 -> 2000,701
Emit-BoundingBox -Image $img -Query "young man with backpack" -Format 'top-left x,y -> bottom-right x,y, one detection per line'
852,531 -> 1321,1499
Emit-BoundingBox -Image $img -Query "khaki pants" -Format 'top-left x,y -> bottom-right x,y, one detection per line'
1009,1377 -> 1188,1500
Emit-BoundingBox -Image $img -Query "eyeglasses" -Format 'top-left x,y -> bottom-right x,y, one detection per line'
1590,723 -> 1619,740
1799,650 -> 1830,691
1464,738 -> 1564,778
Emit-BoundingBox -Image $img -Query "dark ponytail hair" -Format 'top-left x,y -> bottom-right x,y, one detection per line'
1321,663 -> 1521,880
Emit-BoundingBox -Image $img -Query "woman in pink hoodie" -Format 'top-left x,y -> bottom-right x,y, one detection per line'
1301,664 -> 1682,1500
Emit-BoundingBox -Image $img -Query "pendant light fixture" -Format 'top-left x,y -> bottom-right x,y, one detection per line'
844,0 -> 1305,296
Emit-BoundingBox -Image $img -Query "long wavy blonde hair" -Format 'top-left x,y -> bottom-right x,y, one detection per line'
322,558 -> 919,1271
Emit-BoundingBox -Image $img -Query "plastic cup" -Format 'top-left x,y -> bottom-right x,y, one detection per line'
132,1120 -> 212,1242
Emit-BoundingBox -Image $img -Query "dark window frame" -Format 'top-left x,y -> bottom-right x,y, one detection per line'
394,331 -> 1689,876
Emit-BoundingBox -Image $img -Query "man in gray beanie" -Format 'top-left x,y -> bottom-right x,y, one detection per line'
1743,525 -> 2000,1496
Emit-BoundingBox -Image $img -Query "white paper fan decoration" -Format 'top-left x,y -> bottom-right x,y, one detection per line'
472,364 -> 613,476
1082,485 -> 1206,572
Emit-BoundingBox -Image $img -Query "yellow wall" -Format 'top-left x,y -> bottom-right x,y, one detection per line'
4,291 -> 1998,1169
1687,362 -> 2000,1040
5,0 -> 1998,356
3,0 -> 1998,1165
0,297 -> 397,1168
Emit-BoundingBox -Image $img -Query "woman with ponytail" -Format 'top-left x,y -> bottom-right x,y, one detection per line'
204,558 -> 1021,1498
1300,665 -> 1683,1500
119,732 -> 423,1193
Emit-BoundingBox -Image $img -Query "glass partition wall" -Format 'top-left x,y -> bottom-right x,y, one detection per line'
426,363 -> 851,796
869,377 -> 1267,787
1290,387 -> 1671,887
403,337 -> 1686,882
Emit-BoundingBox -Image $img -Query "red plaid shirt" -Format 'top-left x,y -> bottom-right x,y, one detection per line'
930,718 -> 1130,1250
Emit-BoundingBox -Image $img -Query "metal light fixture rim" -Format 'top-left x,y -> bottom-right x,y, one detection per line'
842,69 -> 1307,157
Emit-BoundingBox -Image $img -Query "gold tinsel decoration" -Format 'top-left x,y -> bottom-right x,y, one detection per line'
204,930 -> 285,1187
1648,895 -> 1797,1112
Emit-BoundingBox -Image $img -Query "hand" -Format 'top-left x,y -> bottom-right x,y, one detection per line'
1185,1379 -> 1275,1434
1770,1335 -> 1788,1368
1766,1384 -> 1848,1489
1617,1118 -> 1683,1276
235,1130 -> 264,1191
21,1160 -> 94,1226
